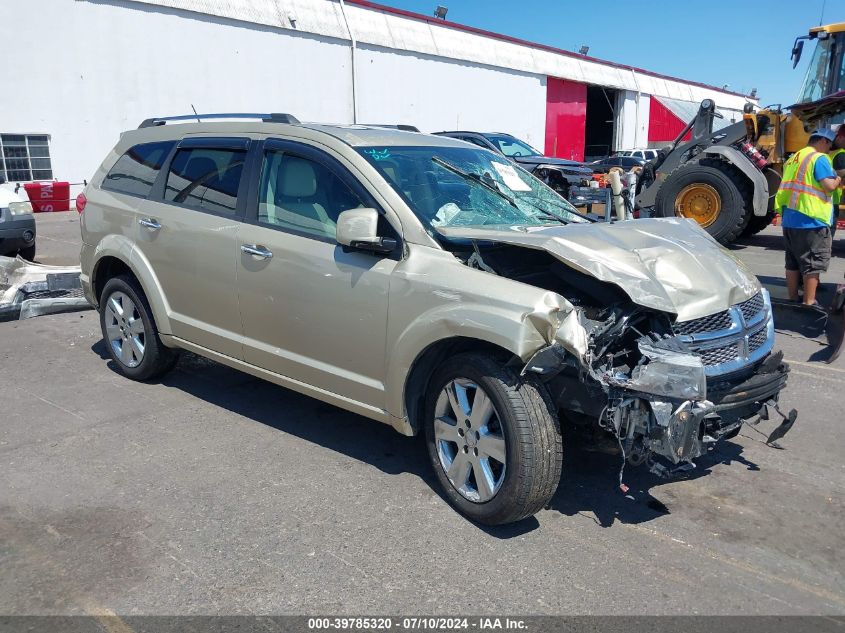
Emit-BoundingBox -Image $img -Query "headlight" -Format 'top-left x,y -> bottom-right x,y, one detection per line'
8,201 -> 33,216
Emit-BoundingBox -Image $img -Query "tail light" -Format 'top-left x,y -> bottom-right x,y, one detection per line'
75,192 -> 87,214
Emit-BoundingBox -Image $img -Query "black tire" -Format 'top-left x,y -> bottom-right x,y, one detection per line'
741,211 -> 776,238
424,353 -> 562,525
99,274 -> 178,381
18,244 -> 36,261
655,158 -> 751,244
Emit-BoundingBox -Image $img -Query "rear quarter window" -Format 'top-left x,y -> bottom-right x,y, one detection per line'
102,141 -> 175,197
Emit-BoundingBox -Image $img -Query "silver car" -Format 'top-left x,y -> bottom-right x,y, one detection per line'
79,114 -> 789,525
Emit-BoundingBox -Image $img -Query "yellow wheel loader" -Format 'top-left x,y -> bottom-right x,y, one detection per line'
636,22 -> 845,245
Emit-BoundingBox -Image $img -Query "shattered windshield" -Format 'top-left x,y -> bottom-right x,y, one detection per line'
357,146 -> 587,233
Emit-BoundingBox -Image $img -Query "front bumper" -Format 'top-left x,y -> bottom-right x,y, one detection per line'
630,351 -> 790,465
0,215 -> 36,255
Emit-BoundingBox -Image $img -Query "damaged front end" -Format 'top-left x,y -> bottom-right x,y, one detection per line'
437,220 -> 795,475
528,288 -> 791,474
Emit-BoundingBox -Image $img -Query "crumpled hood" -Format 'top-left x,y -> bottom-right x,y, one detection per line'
437,218 -> 760,321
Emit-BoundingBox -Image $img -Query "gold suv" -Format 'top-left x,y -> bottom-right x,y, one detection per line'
79,114 -> 790,525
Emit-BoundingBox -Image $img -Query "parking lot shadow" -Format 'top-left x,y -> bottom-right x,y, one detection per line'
731,232 -> 784,252
93,343 -> 546,536
92,343 -> 760,534
734,231 -> 844,256
549,436 -> 760,527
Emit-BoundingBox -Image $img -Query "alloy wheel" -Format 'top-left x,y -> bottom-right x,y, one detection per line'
104,291 -> 146,368
433,378 -> 507,503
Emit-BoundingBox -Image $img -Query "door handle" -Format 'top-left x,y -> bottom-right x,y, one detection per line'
139,217 -> 161,230
241,244 -> 273,259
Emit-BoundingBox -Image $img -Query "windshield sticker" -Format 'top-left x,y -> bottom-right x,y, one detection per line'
364,148 -> 391,161
432,202 -> 462,227
492,162 -> 531,192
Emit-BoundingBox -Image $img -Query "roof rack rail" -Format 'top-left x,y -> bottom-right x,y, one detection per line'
362,124 -> 421,132
138,112 -> 300,129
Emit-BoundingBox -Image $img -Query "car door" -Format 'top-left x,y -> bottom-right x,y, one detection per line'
236,139 -> 398,407
135,136 -> 251,359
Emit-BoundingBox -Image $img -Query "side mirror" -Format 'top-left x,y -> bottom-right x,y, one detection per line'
336,207 -> 397,254
791,38 -> 804,68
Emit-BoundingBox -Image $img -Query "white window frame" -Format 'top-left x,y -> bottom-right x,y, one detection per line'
0,133 -> 53,183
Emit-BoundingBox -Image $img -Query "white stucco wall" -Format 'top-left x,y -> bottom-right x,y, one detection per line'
0,0 -> 353,184
131,0 -> 756,111
355,45 -> 547,149
0,0 -> 753,187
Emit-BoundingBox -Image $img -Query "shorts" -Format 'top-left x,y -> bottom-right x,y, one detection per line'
783,226 -> 832,275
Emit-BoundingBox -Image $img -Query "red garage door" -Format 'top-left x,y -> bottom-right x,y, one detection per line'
648,96 -> 692,144
545,78 -> 586,161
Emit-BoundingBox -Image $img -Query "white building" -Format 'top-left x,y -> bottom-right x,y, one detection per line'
0,0 -> 755,190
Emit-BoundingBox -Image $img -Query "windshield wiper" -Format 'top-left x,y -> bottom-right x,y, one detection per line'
431,157 -> 519,210
531,209 -> 569,224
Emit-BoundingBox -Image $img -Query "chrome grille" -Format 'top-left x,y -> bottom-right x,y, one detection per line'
738,292 -> 765,323
672,289 -> 774,377
673,310 -> 733,336
748,326 -> 768,353
700,343 -> 740,366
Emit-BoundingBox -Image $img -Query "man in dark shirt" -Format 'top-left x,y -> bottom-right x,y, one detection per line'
833,126 -> 845,293
832,126 -> 845,194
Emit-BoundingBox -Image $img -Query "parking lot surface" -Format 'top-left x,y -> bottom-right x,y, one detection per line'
1,214 -> 843,615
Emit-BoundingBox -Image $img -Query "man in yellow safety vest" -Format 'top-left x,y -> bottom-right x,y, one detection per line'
775,128 -> 841,306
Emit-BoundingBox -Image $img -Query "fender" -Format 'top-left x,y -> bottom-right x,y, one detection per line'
384,300 -> 567,423
90,234 -> 174,335
702,146 -> 770,216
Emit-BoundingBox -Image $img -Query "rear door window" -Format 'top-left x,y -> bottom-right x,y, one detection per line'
164,144 -> 247,214
102,141 -> 175,197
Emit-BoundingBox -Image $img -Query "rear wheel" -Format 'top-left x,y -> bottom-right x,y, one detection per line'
655,158 -> 751,244
424,353 -> 562,525
99,275 -> 178,381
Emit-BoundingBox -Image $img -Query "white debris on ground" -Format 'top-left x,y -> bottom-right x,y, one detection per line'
0,255 -> 92,321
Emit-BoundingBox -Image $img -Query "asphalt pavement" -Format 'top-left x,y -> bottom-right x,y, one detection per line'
1,213 -> 843,616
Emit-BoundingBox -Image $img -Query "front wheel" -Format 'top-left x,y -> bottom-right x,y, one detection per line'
424,353 -> 562,525
655,158 -> 751,244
